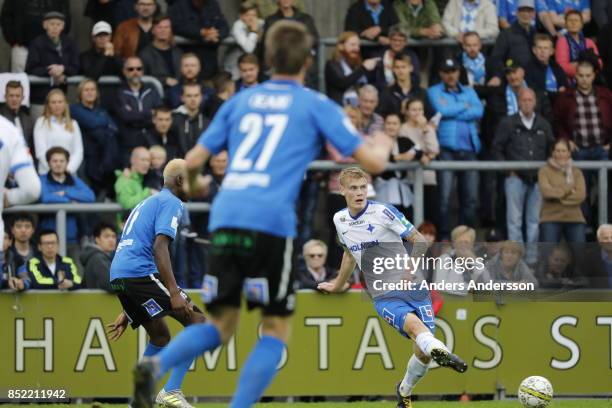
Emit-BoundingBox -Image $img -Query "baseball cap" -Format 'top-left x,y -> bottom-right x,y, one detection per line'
92,21 -> 112,36
43,11 -> 66,22
517,0 -> 535,9
504,58 -> 522,73
439,58 -> 460,72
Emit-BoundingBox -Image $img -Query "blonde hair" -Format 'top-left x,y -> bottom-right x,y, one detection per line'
163,158 -> 187,184
339,167 -> 368,187
451,225 -> 476,243
499,240 -> 525,257
76,78 -> 98,103
303,239 -> 328,256
43,89 -> 74,133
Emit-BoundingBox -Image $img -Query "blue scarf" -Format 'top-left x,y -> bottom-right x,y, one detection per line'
365,1 -> 384,25
545,66 -> 558,92
565,32 -> 587,62
462,52 -> 486,85
506,85 -> 519,115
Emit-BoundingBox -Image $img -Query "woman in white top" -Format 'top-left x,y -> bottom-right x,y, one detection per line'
224,2 -> 264,79
34,89 -> 83,175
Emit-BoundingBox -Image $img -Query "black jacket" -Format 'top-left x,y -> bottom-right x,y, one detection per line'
524,57 -> 569,94
0,104 -> 34,153
344,0 -> 399,40
168,0 -> 229,78
370,48 -> 421,89
491,113 -> 555,182
324,59 -> 370,105
296,266 -> 339,290
482,85 -> 551,151
139,44 -> 183,86
146,129 -> 180,160
25,33 -> 80,103
80,48 -> 122,79
377,83 -> 431,117
80,244 -> 113,292
22,254 -> 81,290
599,23 -> 612,88
172,106 -> 210,157
0,0 -> 70,46
487,22 -> 535,80
112,83 -> 162,149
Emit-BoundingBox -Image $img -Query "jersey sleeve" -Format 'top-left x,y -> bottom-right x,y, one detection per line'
198,97 -> 234,154
9,129 -> 34,173
380,204 -> 415,238
313,95 -> 363,157
333,214 -> 347,248
155,198 -> 183,240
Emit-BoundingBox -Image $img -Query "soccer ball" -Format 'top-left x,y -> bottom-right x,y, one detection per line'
518,376 -> 554,407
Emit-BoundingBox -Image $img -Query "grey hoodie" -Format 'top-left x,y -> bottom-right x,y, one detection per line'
80,244 -> 113,292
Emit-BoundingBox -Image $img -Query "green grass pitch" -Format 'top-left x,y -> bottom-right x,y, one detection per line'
2,401 -> 611,407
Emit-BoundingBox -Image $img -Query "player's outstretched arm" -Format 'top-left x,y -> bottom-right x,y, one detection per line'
185,144 -> 212,198
153,234 -> 190,319
352,130 -> 394,175
318,248 -> 356,294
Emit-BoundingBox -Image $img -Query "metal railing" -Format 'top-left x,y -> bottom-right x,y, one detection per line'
27,75 -> 165,99
5,160 -> 609,254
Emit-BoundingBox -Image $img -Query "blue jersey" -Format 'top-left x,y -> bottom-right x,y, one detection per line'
110,188 -> 183,280
199,79 -> 363,238
546,0 -> 589,14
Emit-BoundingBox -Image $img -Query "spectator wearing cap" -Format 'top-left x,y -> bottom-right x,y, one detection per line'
25,12 -> 80,109
113,0 -> 158,59
488,0 -> 537,84
370,26 -> 422,89
525,33 -> 569,106
394,0 -> 444,40
139,15 -> 183,88
344,0 -> 400,57
0,0 -> 70,73
427,58 -> 483,239
80,21 -> 122,79
555,10 -> 602,81
553,60 -> 612,226
168,0 -> 229,79
492,88 -> 555,254
112,56 -> 162,166
442,0 -> 499,44
324,31 -> 378,106
0,81 -> 34,154
497,0 -> 555,35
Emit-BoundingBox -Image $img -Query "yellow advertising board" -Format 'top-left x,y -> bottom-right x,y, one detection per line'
1,291 -> 611,398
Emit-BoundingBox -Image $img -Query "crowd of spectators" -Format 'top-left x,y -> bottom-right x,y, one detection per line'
2,0 -> 612,292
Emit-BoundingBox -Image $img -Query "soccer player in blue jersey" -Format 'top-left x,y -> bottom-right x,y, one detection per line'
132,20 -> 394,408
318,167 -> 468,408
107,159 -> 207,408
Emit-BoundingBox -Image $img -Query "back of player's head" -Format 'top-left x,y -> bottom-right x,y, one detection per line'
163,158 -> 187,185
339,167 -> 368,187
265,20 -> 313,75
93,222 -> 116,238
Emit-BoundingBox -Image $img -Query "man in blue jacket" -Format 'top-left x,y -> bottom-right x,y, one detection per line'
39,146 -> 95,245
428,58 -> 483,240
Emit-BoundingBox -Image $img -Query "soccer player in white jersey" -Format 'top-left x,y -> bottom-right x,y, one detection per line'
0,116 -> 41,277
319,167 -> 467,408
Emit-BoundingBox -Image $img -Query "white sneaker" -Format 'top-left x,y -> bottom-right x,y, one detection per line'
155,389 -> 193,408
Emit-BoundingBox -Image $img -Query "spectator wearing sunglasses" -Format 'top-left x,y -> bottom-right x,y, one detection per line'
112,56 -> 161,166
296,239 -> 347,291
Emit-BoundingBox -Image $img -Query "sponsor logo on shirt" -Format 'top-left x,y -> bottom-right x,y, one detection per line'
248,94 -> 292,110
348,240 -> 380,252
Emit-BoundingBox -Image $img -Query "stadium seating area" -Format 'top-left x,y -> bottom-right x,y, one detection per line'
2,0 -> 612,291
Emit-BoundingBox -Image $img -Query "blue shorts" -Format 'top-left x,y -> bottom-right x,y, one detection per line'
373,290 -> 436,338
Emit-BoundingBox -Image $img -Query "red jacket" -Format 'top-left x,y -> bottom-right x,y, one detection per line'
553,86 -> 612,145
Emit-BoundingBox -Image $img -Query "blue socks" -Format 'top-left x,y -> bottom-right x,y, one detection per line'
143,342 -> 164,357
157,323 -> 222,377
230,336 -> 285,408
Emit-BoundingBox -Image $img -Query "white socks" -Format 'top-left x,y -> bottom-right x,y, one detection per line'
399,354 -> 429,397
415,332 -> 448,357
